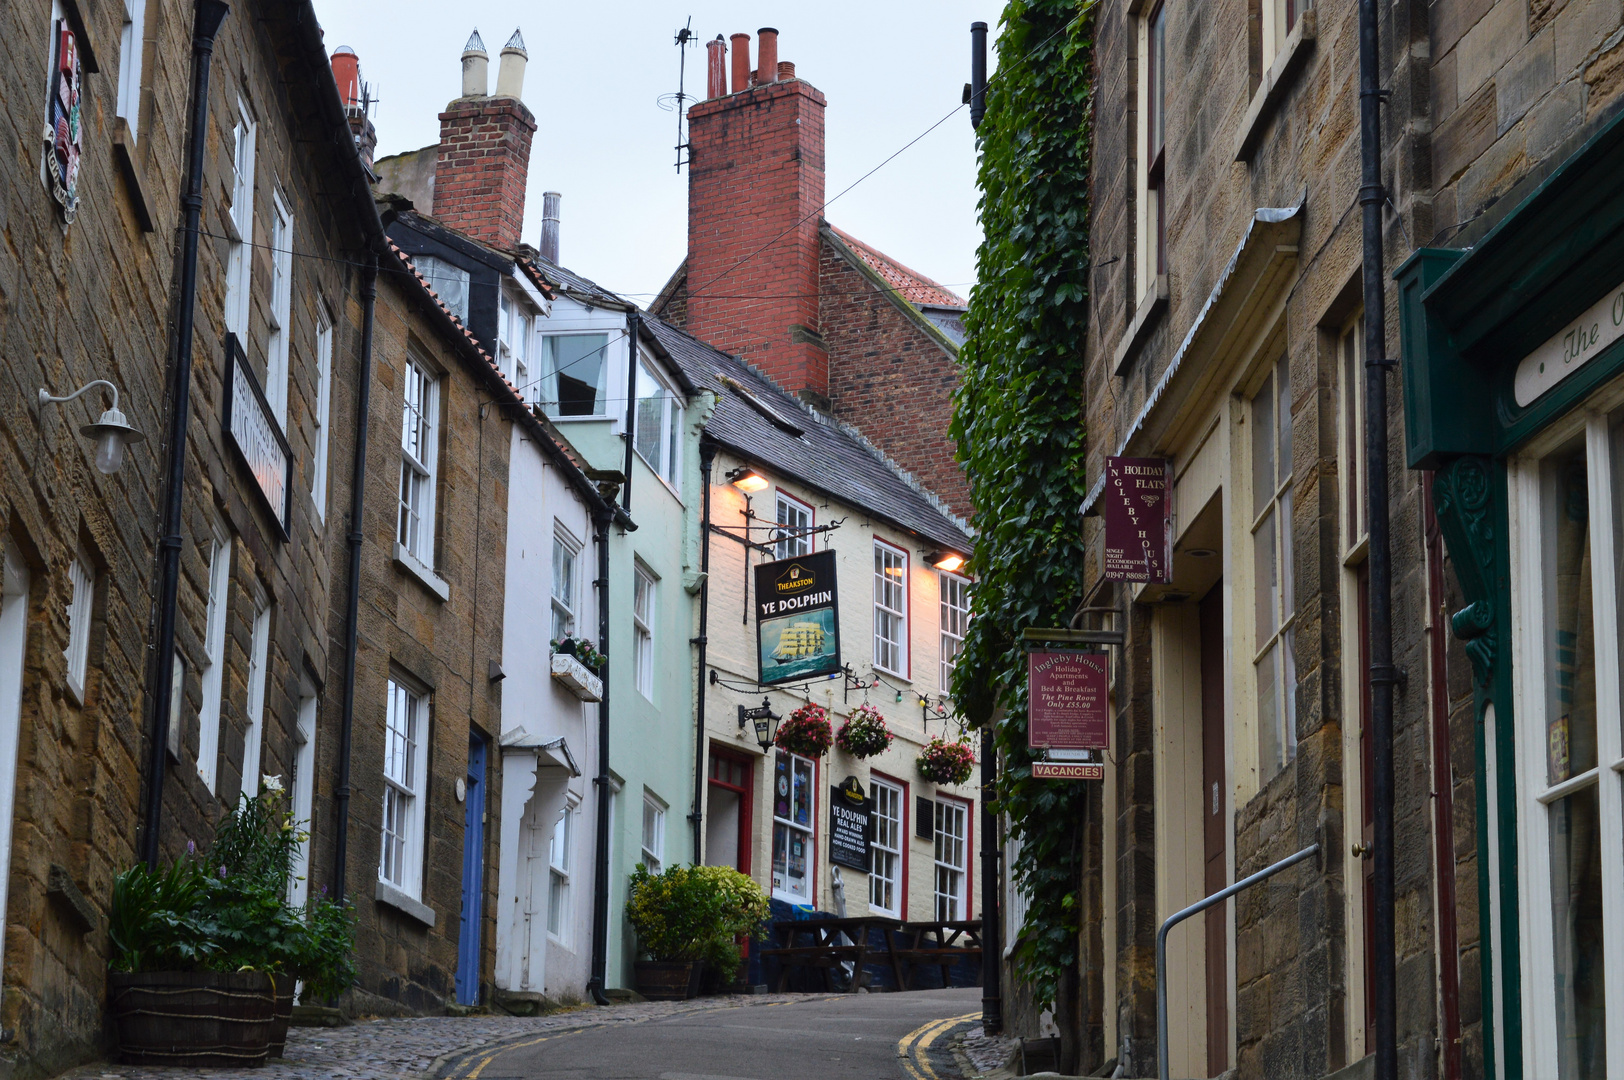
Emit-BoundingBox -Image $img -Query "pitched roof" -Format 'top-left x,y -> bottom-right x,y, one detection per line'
825,225 -> 966,308
645,318 -> 973,553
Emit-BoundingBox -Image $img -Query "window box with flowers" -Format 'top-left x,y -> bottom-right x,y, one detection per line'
774,703 -> 833,758
917,737 -> 976,786
836,703 -> 894,759
550,638 -> 605,702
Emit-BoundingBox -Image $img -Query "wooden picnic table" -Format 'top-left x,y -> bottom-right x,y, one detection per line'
760,915 -> 905,993
887,918 -> 984,990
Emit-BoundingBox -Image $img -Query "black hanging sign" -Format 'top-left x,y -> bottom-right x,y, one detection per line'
828,777 -> 872,871
754,550 -> 842,686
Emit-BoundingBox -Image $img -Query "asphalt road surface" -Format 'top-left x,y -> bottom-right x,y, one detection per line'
439,987 -> 981,1080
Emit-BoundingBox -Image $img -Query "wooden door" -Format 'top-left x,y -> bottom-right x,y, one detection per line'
1199,585 -> 1228,1076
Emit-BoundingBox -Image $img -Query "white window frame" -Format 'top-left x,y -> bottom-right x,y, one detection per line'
939,570 -> 970,692
1004,820 -> 1029,951
640,791 -> 666,873
0,541 -> 32,990
288,686 -> 318,908
1262,0 -> 1301,66
265,188 -> 293,425
397,351 -> 440,566
1135,0 -> 1168,305
115,0 -> 146,138
775,491 -> 814,559
548,802 -> 575,941
224,102 -> 256,340
1507,407 -> 1624,1077
1250,354 -> 1297,782
633,356 -> 685,490
869,777 -> 903,918
551,526 -> 581,643
64,548 -> 94,703
873,539 -> 909,677
197,515 -> 232,793
633,563 -> 656,700
771,750 -> 815,903
498,285 -> 534,390
933,797 -> 969,921
1338,315 -> 1368,559
380,675 -> 430,898
311,301 -> 333,522
540,332 -> 612,419
241,594 -> 270,799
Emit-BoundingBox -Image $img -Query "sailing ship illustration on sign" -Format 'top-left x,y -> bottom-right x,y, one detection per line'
772,620 -> 827,664
754,552 -> 842,685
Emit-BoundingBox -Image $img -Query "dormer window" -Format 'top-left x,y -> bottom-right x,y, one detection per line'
497,285 -> 534,389
541,333 -> 610,418
415,256 -> 469,325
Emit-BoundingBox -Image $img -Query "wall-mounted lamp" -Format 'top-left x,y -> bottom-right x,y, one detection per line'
739,698 -> 781,753
725,466 -> 769,493
38,380 -> 145,475
926,550 -> 966,573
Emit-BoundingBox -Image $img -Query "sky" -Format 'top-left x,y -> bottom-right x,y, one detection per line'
308,1 -> 1000,305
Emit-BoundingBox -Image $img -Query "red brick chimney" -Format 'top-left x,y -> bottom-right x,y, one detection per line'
431,29 -> 536,252
686,30 -> 828,404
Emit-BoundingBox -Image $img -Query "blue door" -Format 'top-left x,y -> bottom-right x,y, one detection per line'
454,735 -> 488,1005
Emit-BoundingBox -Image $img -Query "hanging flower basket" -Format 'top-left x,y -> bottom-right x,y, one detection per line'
836,704 -> 894,759
917,736 -> 976,786
775,703 -> 833,758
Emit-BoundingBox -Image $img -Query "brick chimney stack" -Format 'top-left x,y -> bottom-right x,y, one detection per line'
685,29 -> 828,404
329,46 -> 377,170
431,29 -> 536,251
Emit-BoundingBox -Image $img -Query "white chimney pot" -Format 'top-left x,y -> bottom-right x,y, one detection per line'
460,29 -> 489,98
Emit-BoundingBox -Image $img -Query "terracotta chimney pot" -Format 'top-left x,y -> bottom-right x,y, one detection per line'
706,35 -> 727,99
777,60 -> 795,81
729,32 -> 751,94
756,28 -> 778,85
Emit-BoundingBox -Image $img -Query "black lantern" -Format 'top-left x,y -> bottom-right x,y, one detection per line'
738,698 -> 781,753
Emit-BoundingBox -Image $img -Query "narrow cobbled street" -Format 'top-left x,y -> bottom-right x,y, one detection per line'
60,989 -> 981,1080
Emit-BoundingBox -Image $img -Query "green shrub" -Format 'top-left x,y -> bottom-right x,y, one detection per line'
625,864 -> 770,981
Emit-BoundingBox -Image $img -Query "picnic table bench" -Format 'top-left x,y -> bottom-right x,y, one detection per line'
759,915 -> 904,993
886,918 -> 983,989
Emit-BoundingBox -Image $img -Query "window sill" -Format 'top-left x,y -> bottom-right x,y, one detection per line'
111,120 -> 155,232
375,880 -> 437,928
394,543 -> 450,602
1113,276 -> 1169,376
1234,10 -> 1317,162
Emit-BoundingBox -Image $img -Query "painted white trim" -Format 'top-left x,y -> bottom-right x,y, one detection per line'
0,541 -> 33,997
197,515 -> 232,794
288,688 -> 317,909
311,302 -> 333,522
241,597 -> 270,800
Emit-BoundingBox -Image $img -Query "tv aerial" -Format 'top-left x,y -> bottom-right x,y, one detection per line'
656,17 -> 696,171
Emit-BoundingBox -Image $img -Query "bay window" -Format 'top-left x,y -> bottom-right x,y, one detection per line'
541,333 -> 609,418
772,751 -> 814,903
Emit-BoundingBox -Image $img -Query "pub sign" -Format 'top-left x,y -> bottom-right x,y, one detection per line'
828,779 -> 872,871
1028,650 -> 1109,750
43,19 -> 83,224
1103,456 -> 1172,583
754,550 -> 842,686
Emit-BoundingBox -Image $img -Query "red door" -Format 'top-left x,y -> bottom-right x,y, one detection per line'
1199,585 -> 1229,1076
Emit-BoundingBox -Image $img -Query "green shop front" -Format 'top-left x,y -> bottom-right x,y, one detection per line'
1399,109 -> 1624,1080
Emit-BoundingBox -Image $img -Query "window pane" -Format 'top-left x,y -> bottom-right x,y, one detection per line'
1252,372 -> 1275,519
1257,645 -> 1281,777
1254,507 -> 1276,639
544,334 -> 609,417
1276,356 -> 1292,482
1543,439 -> 1598,785
792,758 -> 812,827
773,822 -> 809,900
417,256 -> 470,324
777,497 -> 812,559
1344,325 -> 1362,542
635,361 -> 665,470
1279,487 -> 1295,619
1549,783 -> 1606,1078
1149,4 -> 1166,159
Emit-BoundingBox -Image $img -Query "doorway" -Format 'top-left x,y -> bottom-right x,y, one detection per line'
1199,583 -> 1229,1076
706,747 -> 753,872
455,735 -> 488,1005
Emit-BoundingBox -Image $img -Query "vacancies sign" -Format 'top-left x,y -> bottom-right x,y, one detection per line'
755,550 -> 842,686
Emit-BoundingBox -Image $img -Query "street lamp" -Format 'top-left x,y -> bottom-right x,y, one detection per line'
739,699 -> 781,753
926,549 -> 966,573
39,380 -> 145,475
726,466 -> 769,493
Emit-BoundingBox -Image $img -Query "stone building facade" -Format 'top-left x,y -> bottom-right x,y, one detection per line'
1060,0 -> 1624,1078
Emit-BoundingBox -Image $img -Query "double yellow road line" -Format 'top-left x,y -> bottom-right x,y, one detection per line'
897,1011 -> 979,1080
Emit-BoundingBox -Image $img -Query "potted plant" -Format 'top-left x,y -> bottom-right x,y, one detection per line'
625,864 -> 769,1000
917,736 -> 976,786
774,703 -> 833,758
550,637 -> 605,701
836,703 -> 894,759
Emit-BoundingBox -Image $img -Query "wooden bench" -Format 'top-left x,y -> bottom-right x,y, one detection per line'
888,919 -> 983,990
764,916 -> 904,992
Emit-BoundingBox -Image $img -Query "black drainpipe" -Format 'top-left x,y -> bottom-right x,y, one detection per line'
586,498 -> 615,1005
141,0 -> 230,870
689,442 -> 717,861
621,310 -> 640,510
1357,2 -> 1398,1078
332,256 -> 378,903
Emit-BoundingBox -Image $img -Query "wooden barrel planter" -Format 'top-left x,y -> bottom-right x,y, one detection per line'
633,960 -> 702,1001
267,973 -> 296,1058
108,970 -> 275,1067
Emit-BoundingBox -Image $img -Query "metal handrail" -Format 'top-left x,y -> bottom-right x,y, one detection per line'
1156,842 -> 1320,1080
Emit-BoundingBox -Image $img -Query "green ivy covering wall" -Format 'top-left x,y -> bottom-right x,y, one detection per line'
950,0 -> 1096,1016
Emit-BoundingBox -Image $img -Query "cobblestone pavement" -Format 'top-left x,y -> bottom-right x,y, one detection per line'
58,993 -> 825,1080
953,1024 -> 1020,1078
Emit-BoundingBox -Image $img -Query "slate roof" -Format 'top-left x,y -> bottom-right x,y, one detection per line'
825,225 -> 966,308
645,318 -> 973,553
